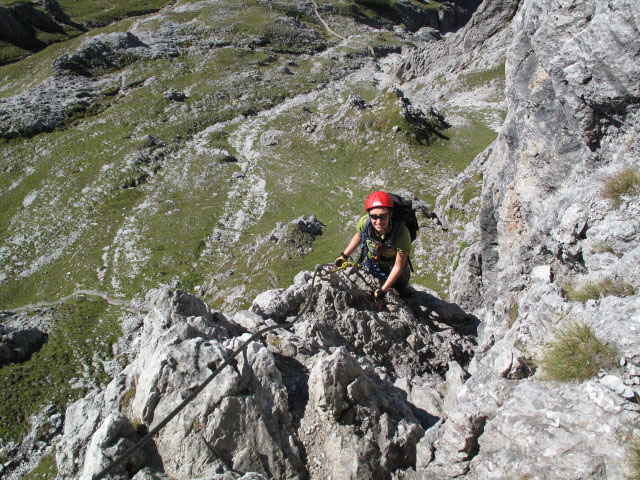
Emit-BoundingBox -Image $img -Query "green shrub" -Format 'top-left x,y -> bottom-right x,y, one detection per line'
354,0 -> 396,8
23,452 -> 57,480
627,432 -> 640,480
564,277 -> 636,302
602,167 -> 640,207
540,322 -> 618,382
592,241 -> 618,256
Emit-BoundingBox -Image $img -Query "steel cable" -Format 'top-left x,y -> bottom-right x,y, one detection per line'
93,263 -> 332,480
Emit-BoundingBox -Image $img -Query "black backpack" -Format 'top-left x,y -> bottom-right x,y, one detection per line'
387,193 -> 419,242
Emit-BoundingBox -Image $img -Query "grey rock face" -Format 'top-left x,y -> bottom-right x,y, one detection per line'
397,0 -> 520,84
80,412 -> 145,480
53,32 -> 145,76
0,75 -> 108,138
469,380 -> 636,479
477,0 -> 640,305
302,346 -> 425,479
0,24 -> 181,139
421,0 -> 640,477
56,266 -> 477,479
57,287 -> 304,479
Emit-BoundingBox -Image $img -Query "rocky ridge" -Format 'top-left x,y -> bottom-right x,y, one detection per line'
54,271 -> 477,479
401,0 -> 640,478
2,0 -> 639,478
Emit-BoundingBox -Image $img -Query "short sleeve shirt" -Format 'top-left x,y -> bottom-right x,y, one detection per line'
356,214 -> 412,266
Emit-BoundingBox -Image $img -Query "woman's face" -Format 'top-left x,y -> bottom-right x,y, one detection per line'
368,207 -> 391,234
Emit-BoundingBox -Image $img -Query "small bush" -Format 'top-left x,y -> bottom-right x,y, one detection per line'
354,0 -> 396,8
602,167 -> 640,206
565,278 -> 636,302
592,241 -> 618,256
540,322 -> 618,382
23,451 -> 57,480
507,301 -> 519,328
627,432 -> 640,480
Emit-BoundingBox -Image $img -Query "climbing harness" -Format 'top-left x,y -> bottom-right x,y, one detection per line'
359,227 -> 395,279
361,256 -> 389,279
358,220 -> 414,277
93,263 -> 334,480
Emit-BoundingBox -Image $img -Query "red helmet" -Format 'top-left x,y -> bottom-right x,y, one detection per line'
365,191 -> 394,211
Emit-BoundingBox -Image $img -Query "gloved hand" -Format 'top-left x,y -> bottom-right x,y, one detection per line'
369,288 -> 386,310
335,253 -> 348,267
373,288 -> 386,302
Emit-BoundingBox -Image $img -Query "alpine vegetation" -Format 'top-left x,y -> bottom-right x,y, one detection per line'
602,167 -> 640,207
539,321 -> 619,382
1,0 -> 640,478
564,277 -> 636,303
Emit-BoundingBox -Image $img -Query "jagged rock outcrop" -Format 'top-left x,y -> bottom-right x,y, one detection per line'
0,30 -> 178,139
53,32 -> 145,76
56,266 -> 478,479
412,0 -> 640,477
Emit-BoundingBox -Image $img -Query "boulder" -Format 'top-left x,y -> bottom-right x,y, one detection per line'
0,324 -> 48,365
53,32 -> 144,76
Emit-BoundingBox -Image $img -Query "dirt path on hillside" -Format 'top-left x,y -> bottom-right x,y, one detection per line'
311,0 -> 376,57
5,290 -> 149,314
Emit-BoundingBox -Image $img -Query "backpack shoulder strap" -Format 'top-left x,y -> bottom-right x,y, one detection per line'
389,220 -> 415,272
388,219 -> 404,246
358,217 -> 372,263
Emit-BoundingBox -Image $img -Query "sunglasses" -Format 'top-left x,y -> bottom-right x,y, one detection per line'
369,213 -> 390,221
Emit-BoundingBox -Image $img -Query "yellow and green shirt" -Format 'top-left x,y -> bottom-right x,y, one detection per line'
356,214 -> 412,268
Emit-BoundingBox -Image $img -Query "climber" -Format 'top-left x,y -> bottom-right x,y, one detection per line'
335,191 -> 412,304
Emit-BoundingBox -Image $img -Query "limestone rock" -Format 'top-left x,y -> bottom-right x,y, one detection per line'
422,0 -> 640,477
0,324 -> 48,365
55,266 -> 478,479
469,381 -> 636,479
302,347 -> 425,479
56,288 -> 305,479
265,17 -> 327,54
53,32 -> 144,76
251,286 -> 305,323
79,412 -> 144,480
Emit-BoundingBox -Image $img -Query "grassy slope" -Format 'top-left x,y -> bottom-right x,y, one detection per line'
0,297 -> 125,443
0,0 -> 503,309
0,0 -> 504,451
206,89 -> 499,304
0,0 -> 175,64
